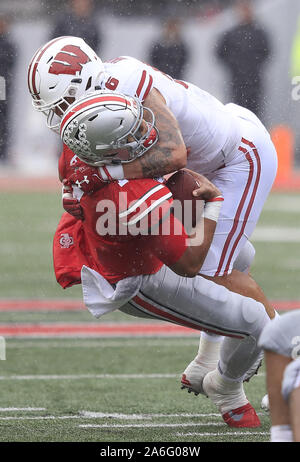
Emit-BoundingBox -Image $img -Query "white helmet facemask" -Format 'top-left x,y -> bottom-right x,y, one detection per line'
28,36 -> 104,133
60,90 -> 159,165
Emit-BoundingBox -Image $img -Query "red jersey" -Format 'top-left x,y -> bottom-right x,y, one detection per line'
54,145 -> 188,287
58,144 -> 84,180
79,178 -> 188,283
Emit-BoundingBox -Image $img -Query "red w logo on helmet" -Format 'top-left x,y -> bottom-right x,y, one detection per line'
49,45 -> 91,75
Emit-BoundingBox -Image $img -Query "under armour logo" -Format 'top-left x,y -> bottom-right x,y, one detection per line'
59,233 -> 74,249
75,176 -> 90,189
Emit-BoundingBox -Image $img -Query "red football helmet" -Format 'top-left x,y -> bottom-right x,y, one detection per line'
27,36 -> 104,133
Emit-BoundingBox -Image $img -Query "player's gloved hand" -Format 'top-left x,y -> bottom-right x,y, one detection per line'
66,165 -> 108,195
62,179 -> 84,221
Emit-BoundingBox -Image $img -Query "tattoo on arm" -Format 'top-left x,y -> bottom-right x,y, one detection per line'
124,89 -> 186,179
139,145 -> 176,178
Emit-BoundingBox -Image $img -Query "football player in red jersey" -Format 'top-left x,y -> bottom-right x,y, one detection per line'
50,91 -> 277,429
28,37 -> 277,423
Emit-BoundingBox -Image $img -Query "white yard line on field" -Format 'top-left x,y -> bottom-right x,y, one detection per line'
252,227 -> 300,242
263,196 -> 300,212
176,431 -> 269,437
79,411 -> 222,419
0,413 -> 225,423
0,407 -> 46,411
0,415 -> 82,421
0,372 -> 265,381
79,422 -> 225,429
0,373 -> 179,380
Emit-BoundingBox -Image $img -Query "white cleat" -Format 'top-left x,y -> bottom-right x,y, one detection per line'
202,369 -> 261,428
180,358 -> 215,396
202,369 -> 248,413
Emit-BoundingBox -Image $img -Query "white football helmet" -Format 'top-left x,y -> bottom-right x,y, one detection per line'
60,90 -> 159,165
27,36 -> 104,133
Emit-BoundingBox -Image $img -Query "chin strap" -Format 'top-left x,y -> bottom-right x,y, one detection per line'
143,126 -> 158,148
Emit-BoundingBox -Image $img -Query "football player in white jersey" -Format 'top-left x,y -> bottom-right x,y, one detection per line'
27,36 -> 277,401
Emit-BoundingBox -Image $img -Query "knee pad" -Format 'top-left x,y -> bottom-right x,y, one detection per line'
258,310 -> 300,358
233,240 -> 256,273
282,358 -> 300,402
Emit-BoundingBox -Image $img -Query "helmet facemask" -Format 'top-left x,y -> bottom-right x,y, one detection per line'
61,91 -> 159,165
32,75 -> 101,134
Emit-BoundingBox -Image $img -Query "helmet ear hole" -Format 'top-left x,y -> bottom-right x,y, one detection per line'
85,76 -> 92,91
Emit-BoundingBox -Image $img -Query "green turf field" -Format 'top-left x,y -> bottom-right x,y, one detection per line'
0,190 -> 299,443
0,338 -> 269,443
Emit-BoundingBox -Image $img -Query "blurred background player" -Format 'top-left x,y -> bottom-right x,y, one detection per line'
51,0 -> 101,52
215,0 -> 271,121
259,310 -> 300,442
148,17 -> 189,80
0,14 -> 16,164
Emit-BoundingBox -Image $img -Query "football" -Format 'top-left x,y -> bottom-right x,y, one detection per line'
166,169 -> 203,229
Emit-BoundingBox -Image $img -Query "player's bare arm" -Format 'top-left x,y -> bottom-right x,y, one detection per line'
123,88 -> 187,179
169,218 -> 217,278
168,176 -> 223,277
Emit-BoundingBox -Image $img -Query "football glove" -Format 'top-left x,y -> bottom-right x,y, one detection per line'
62,179 -> 84,221
66,165 -> 108,195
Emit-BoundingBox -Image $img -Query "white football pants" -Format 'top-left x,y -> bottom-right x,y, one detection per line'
199,104 -> 277,276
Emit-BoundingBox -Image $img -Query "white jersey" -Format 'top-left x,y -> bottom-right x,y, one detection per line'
100,56 -> 242,175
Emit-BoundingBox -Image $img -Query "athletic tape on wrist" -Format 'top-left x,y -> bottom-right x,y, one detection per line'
98,164 -> 125,181
202,196 -> 224,222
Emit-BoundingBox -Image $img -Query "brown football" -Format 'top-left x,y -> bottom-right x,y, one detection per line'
166,170 -> 204,230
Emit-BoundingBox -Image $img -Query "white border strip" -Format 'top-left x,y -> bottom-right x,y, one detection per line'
79,422 -> 224,429
119,184 -> 165,218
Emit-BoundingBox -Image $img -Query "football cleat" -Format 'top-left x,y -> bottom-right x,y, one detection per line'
202,369 -> 261,428
180,358 -> 216,396
181,374 -> 199,396
222,403 -> 261,428
181,358 -> 216,396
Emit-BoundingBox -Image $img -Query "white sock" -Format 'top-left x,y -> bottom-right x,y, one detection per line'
204,368 -> 248,413
271,424 -> 293,442
195,332 -> 223,369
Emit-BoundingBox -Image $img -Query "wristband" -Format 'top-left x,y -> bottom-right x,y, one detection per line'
98,164 -> 125,181
202,196 -> 224,222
